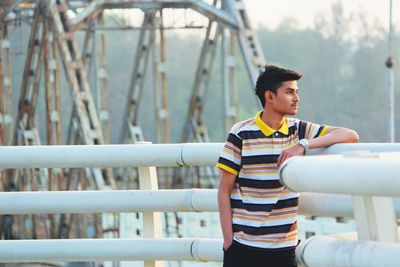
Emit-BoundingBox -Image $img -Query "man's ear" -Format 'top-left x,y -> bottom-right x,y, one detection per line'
265,90 -> 274,104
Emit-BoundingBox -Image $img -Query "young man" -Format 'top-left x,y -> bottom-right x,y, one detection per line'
217,65 -> 359,267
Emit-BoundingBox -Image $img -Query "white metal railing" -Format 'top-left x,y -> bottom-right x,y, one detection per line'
0,189 -> 216,214
296,236 -> 400,267
0,143 -> 399,168
281,150 -> 400,267
307,143 -> 400,155
2,189 -> 400,217
0,143 -> 221,168
0,238 -> 222,262
280,152 -> 400,196
0,143 -> 400,265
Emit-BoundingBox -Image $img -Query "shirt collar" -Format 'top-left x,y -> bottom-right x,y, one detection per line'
254,111 -> 289,136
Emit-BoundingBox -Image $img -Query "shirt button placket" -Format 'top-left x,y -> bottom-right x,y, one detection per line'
274,132 -> 279,157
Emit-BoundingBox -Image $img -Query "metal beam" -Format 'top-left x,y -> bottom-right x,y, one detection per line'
0,24 -> 6,145
297,236 -> 400,267
224,0 -> 265,88
0,189 -> 216,214
0,143 -> 399,169
47,0 -> 117,239
221,27 -> 238,131
181,14 -> 220,144
14,2 -> 44,138
94,12 -> 111,143
1,189 -> 400,217
189,0 -> 238,29
71,0 -> 238,30
308,143 -> 400,155
153,10 -> 170,144
102,0 -> 193,9
0,143 -> 222,168
280,151 -> 400,243
0,238 -> 223,262
47,0 -> 116,190
70,0 -> 104,30
1,22 -> 14,145
280,153 -> 400,197
1,0 -> 24,19
352,195 -> 399,242
43,11 -> 63,148
119,11 -> 155,144
47,0 -> 105,147
179,8 -> 221,186
43,10 -> 63,239
79,25 -> 206,31
10,4 -> 50,242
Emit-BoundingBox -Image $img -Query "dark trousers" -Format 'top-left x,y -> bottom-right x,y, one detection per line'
223,241 -> 297,267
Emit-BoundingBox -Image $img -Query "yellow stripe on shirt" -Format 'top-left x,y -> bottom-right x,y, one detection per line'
216,163 -> 238,176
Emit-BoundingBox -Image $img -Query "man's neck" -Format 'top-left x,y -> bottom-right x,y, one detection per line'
261,108 -> 286,130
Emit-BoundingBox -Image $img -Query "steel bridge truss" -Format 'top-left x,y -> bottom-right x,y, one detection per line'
0,0 -> 266,241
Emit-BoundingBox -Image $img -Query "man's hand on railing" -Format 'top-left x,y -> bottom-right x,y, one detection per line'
277,144 -> 305,167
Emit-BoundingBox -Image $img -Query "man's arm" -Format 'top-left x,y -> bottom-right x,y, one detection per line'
277,127 -> 359,166
308,126 -> 359,149
218,170 -> 236,250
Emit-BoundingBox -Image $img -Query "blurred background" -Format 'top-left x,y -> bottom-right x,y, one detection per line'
5,0 -> 400,145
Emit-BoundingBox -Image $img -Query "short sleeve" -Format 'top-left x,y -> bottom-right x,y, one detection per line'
216,132 -> 242,176
298,120 -> 328,140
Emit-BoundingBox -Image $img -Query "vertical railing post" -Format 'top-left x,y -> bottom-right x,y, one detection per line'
137,142 -> 164,267
352,196 -> 399,242
345,152 -> 399,242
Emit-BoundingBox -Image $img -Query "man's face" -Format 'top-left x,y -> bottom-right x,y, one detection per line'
268,80 -> 300,115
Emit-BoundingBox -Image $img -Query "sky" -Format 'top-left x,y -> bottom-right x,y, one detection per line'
242,0 -> 393,30
103,0 -> 397,38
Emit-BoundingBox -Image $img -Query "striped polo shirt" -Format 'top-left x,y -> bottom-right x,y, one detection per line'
217,111 -> 327,250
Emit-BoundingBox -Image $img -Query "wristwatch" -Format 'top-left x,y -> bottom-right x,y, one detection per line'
298,139 -> 309,154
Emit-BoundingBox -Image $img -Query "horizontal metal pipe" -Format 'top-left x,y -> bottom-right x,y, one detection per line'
280,154 -> 400,197
0,238 -> 223,262
308,143 -> 400,155
2,189 -> 400,218
0,143 -> 222,168
297,236 -> 400,267
102,1 -> 194,10
3,232 -> 400,264
0,143 -> 399,169
0,189 -> 217,214
78,26 -> 207,31
298,192 -> 353,217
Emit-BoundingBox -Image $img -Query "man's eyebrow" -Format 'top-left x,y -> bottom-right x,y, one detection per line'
286,88 -> 298,91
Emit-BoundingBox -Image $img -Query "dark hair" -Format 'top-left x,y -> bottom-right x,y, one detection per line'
255,65 -> 302,107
